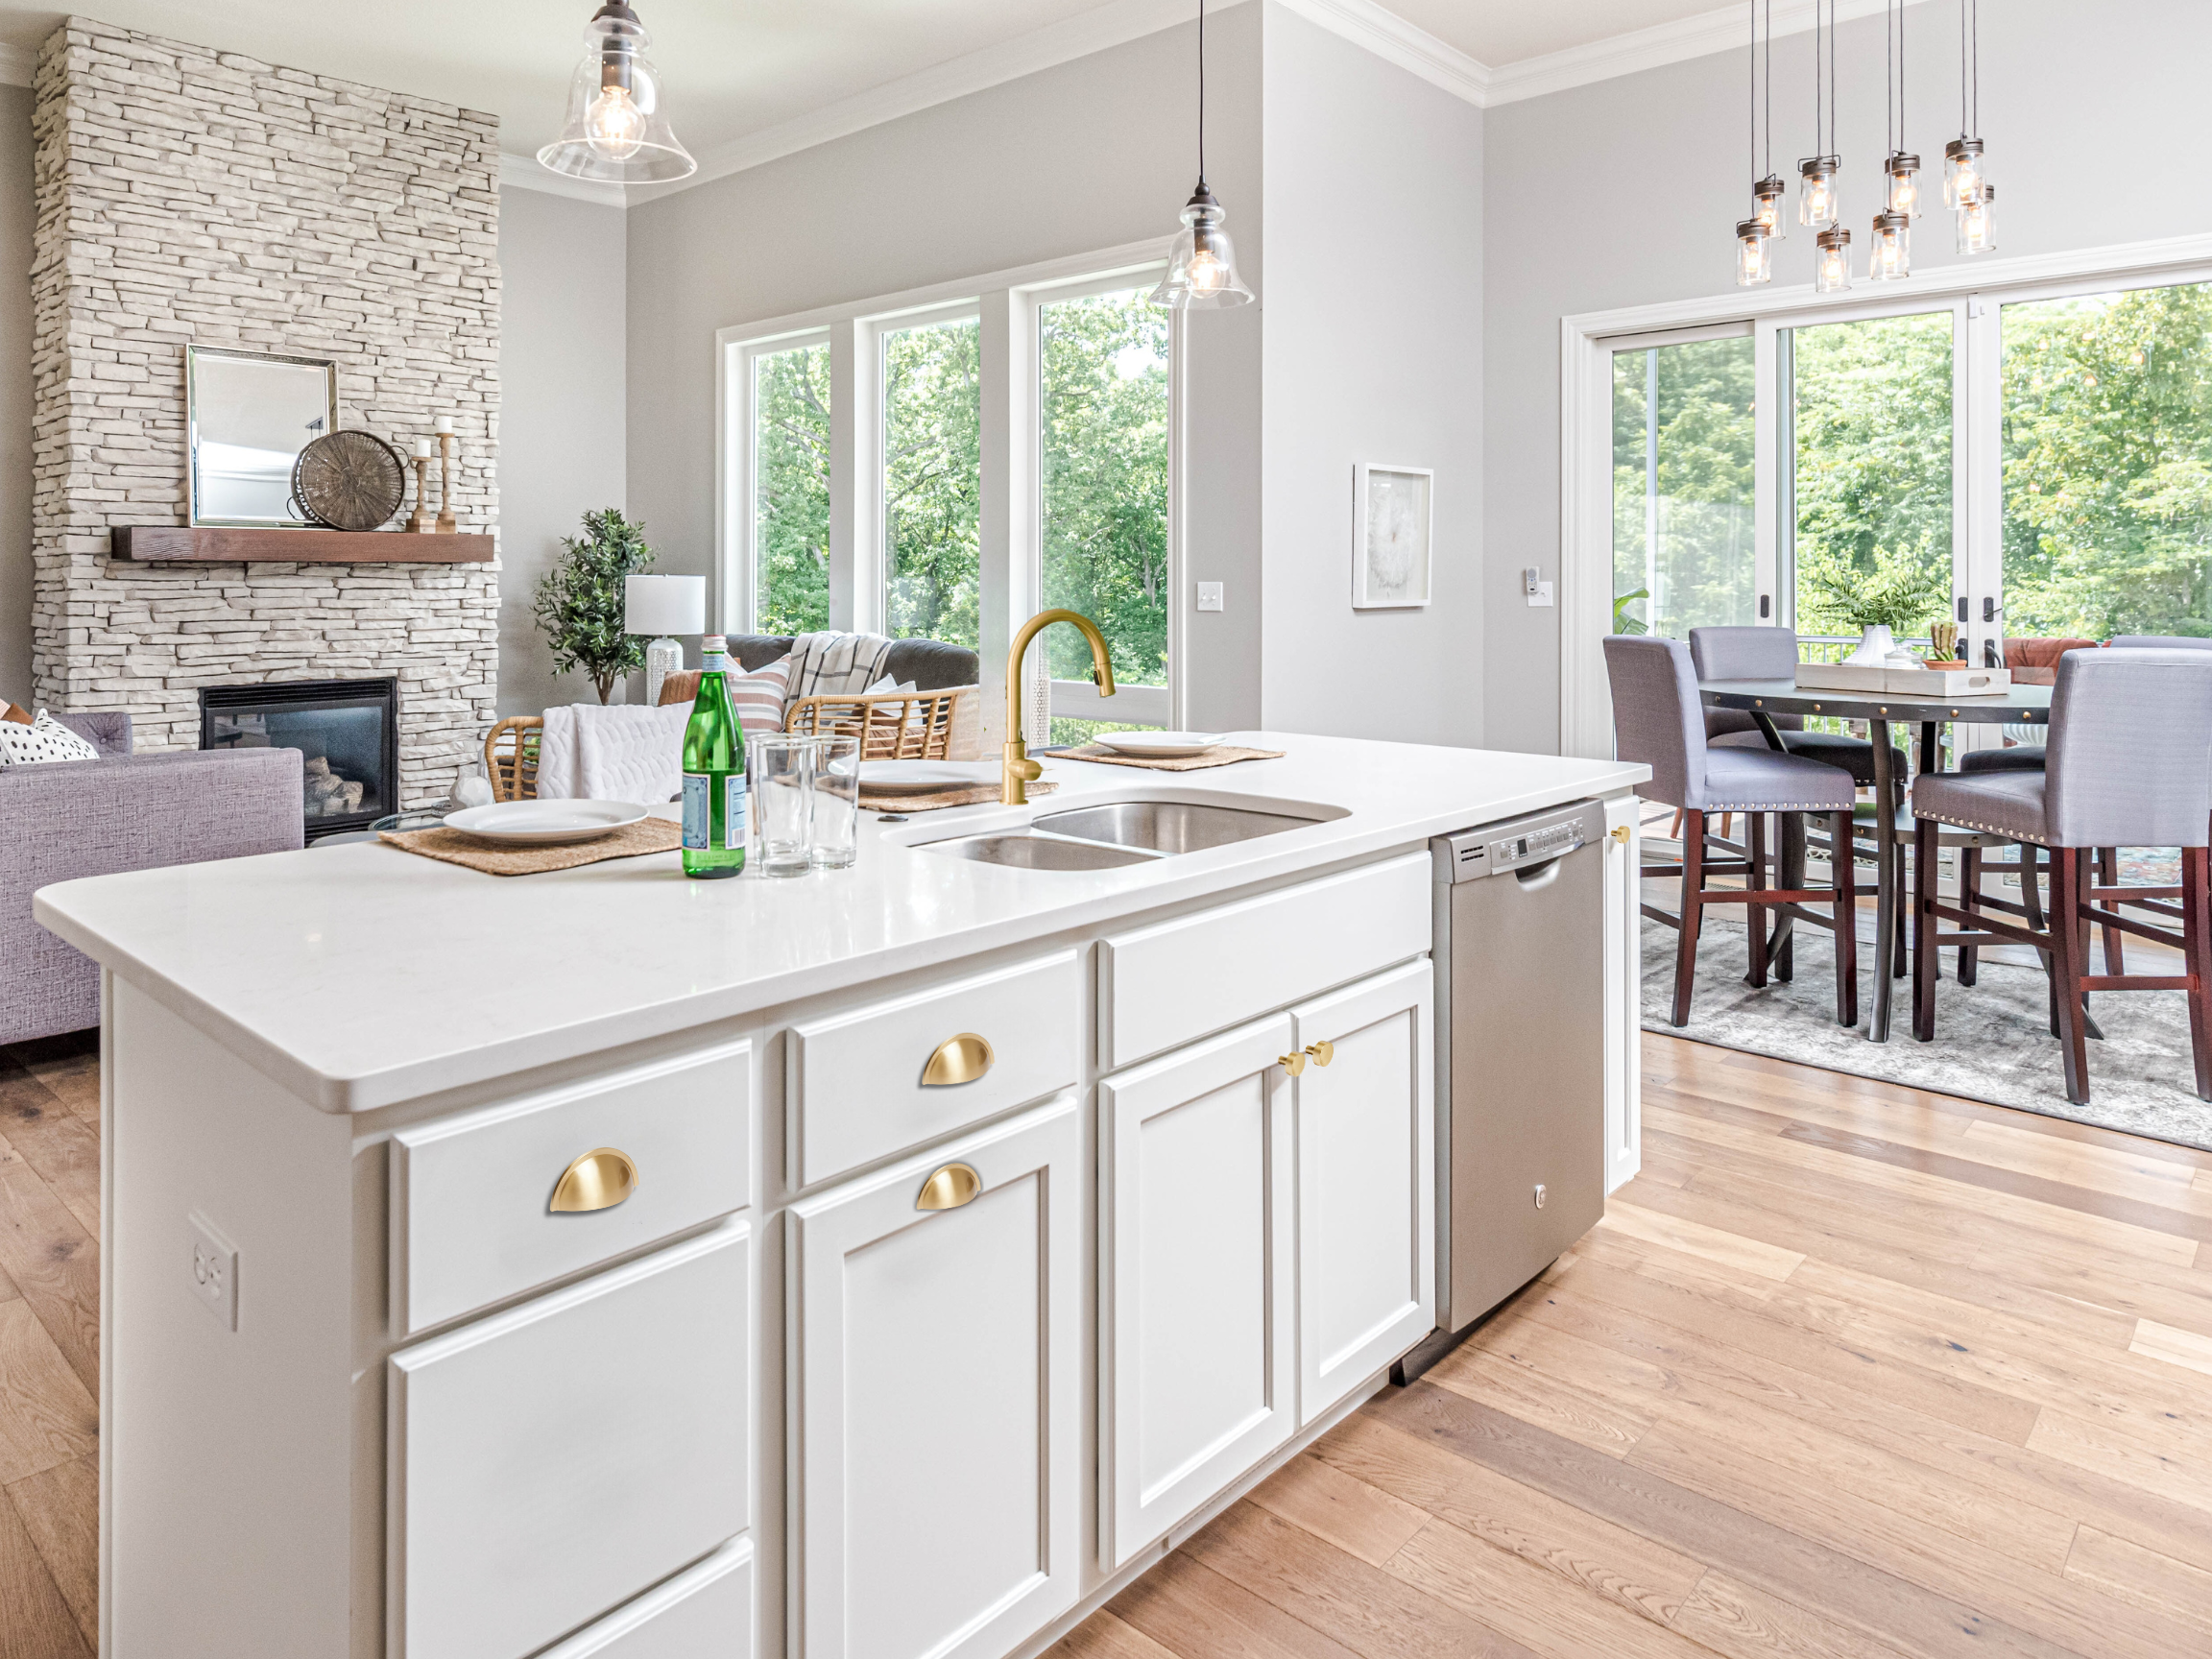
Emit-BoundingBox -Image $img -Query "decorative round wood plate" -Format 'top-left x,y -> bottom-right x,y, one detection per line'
292,430 -> 407,531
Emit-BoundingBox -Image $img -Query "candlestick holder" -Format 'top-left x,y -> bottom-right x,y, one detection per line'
407,455 -> 435,533
436,433 -> 457,534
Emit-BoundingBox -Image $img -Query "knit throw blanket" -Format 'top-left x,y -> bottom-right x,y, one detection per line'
784,632 -> 895,700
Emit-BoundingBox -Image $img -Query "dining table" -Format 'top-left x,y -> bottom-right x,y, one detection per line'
1696,675 -> 2056,1042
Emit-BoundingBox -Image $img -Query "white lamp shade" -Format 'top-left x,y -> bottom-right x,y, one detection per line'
624,574 -> 707,637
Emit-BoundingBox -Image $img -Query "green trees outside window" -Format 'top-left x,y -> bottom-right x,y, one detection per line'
754,342 -> 831,636
883,317 -> 982,648
1611,336 -> 1756,639
1039,289 -> 1170,688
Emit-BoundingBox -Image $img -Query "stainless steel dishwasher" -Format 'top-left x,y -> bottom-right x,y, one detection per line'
1396,799 -> 1608,1382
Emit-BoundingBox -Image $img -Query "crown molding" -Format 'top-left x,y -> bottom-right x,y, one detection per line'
0,42 -> 36,86
630,0 -> 1201,204
1273,0 -> 1489,105
498,151 -> 628,205
1483,0 -> 1935,108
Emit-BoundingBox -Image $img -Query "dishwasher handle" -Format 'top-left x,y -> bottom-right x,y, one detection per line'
1512,857 -> 1565,892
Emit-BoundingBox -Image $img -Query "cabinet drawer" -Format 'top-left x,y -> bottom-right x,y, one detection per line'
391,1040 -> 751,1335
389,1220 -> 751,1659
1098,854 -> 1431,1070
788,951 -> 1077,1188
536,1537 -> 752,1659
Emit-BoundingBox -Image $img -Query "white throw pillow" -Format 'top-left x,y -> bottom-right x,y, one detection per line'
0,710 -> 102,766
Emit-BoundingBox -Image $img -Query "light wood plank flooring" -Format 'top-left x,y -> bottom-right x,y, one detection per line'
5,1031 -> 2211,1658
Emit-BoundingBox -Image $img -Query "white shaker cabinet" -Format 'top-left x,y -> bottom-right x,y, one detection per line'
1098,1015 -> 1298,1568
789,1094 -> 1082,1659
1290,961 -> 1435,1423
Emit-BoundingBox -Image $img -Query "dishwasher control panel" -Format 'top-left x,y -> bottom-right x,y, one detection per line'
1435,800 -> 1602,882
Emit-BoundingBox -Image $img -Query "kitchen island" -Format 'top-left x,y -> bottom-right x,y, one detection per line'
36,731 -> 1647,1659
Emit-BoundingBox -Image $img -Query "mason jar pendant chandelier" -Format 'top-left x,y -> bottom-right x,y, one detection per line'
1152,0 -> 1253,310
1948,0 -> 1997,252
538,1 -> 697,185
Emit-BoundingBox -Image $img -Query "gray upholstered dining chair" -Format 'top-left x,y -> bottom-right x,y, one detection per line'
1911,648 -> 2212,1103
1606,636 -> 1860,1028
1688,626 -> 1888,784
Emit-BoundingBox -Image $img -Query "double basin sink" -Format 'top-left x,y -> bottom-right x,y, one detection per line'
925,799 -> 1328,870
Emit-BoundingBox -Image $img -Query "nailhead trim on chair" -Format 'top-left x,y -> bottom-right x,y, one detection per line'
1916,811 -> 2049,845
1704,800 -> 1860,811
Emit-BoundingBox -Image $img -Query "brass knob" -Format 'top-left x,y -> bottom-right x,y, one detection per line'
916,1162 -> 982,1211
1610,825 -> 1631,845
1279,1051 -> 1308,1077
922,1033 -> 994,1087
551,1147 -> 637,1214
1303,1040 -> 1334,1068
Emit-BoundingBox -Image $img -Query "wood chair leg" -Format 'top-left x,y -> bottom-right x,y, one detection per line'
1832,809 -> 1858,1028
1669,808 -> 1684,843
2184,846 -> 2212,1101
1957,846 -> 1981,987
2018,846 -> 2059,1037
1720,812 -> 1735,843
1671,810 -> 1705,1027
1775,810 -> 1802,982
1911,815 -> 1938,1042
2051,848 -> 2092,1104
2096,846 -> 2126,975
1745,811 -> 1769,988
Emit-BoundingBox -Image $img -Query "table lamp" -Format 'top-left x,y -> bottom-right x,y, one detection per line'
624,574 -> 708,707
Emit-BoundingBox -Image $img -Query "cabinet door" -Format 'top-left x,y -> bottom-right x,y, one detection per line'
1292,960 -> 1434,1424
1099,1016 -> 1296,1568
790,1095 -> 1080,1659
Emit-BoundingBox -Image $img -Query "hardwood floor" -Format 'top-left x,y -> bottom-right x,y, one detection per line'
3,1030 -> 2208,1658
1058,1035 -> 2212,1659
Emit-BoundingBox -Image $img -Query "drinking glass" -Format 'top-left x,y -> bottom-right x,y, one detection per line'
747,733 -> 815,878
809,733 -> 861,870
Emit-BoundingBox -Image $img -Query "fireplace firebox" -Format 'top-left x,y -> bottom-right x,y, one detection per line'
201,678 -> 400,841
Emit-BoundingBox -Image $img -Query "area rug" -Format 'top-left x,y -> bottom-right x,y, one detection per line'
1640,902 -> 2212,1152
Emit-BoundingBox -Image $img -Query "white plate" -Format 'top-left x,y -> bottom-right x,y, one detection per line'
858,760 -> 1002,795
1090,731 -> 1228,758
441,800 -> 651,846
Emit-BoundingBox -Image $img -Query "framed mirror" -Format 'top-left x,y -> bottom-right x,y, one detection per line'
186,346 -> 340,527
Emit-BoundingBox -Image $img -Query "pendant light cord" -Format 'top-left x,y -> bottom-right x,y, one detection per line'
1196,0 -> 1207,186
1765,0 -> 1771,176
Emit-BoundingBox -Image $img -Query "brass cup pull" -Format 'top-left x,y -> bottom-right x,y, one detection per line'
1279,1050 -> 1308,1077
917,1162 -> 982,1211
551,1147 -> 637,1214
1304,1040 -> 1334,1068
923,1032 -> 995,1087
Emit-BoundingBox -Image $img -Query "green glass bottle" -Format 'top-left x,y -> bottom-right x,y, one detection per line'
681,634 -> 746,878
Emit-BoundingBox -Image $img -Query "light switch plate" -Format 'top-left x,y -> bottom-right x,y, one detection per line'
1527,582 -> 1554,607
1195,582 -> 1223,613
188,1211 -> 238,1331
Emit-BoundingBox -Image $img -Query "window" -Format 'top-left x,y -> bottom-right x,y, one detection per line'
1039,285 -> 1170,740
880,313 -> 982,649
2003,279 -> 2212,640
752,339 -> 831,635
1610,333 -> 1756,639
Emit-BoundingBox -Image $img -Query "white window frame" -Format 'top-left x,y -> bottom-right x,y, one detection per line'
714,236 -> 1173,749
1560,229 -> 2212,759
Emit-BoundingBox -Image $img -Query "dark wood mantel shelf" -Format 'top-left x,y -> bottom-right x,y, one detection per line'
111,526 -> 494,564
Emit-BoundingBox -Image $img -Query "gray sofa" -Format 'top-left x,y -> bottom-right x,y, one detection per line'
726,634 -> 979,690
2,713 -> 304,1044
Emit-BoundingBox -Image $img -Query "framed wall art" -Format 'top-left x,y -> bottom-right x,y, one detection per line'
1353,463 -> 1432,609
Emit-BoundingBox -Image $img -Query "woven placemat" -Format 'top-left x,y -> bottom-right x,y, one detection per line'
1057,745 -> 1285,772
859,781 -> 1059,813
379,817 -> 684,876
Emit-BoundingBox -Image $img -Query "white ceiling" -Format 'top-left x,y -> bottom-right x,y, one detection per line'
0,0 -> 1825,180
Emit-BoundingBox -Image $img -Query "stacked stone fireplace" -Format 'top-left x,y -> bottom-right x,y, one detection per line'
28,17 -> 501,807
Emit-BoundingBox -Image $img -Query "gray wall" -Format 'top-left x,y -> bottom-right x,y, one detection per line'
0,85 -> 30,707
1260,7 -> 1483,747
1482,0 -> 2212,754
497,185 -> 631,715
623,8 -> 1266,729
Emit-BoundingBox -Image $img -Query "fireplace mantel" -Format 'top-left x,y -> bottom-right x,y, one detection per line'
111,526 -> 495,563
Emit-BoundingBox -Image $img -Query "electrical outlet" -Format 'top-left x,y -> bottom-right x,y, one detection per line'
188,1212 -> 238,1332
1195,582 -> 1223,613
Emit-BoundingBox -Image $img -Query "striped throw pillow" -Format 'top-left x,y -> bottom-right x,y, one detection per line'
729,654 -> 793,737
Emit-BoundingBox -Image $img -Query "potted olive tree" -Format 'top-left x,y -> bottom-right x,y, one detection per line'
534,508 -> 657,703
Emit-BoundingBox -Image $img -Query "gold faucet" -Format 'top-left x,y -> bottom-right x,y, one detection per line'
1003,609 -> 1116,805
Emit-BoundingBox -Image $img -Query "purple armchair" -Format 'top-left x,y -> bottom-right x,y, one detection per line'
2,713 -> 303,1044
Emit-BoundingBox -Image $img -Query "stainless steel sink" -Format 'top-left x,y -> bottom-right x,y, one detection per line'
1031,800 -> 1318,854
927,833 -> 1159,871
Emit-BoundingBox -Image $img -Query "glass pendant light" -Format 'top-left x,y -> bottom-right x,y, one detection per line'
1736,220 -> 1773,287
538,2 -> 697,184
1753,175 -> 1789,239
1152,0 -> 1252,310
1885,153 -> 1922,217
1943,0 -> 1990,209
1880,2 -> 1920,219
1815,226 -> 1853,294
1956,184 -> 1997,254
1746,4 -> 1787,241
1943,138 -> 1985,208
1797,0 -> 1840,230
1867,212 -> 1911,280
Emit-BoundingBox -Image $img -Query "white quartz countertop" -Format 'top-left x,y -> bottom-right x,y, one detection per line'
36,733 -> 1645,1112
